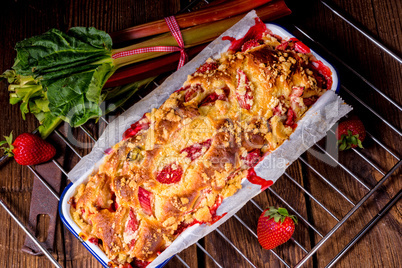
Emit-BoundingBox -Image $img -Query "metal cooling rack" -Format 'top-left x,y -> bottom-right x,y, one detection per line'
1,0 -> 401,267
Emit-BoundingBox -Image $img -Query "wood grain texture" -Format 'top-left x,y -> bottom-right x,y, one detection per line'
0,0 -> 401,267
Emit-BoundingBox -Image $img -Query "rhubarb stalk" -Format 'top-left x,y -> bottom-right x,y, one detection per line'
109,0 -> 291,84
112,0 -> 291,68
110,0 -> 274,43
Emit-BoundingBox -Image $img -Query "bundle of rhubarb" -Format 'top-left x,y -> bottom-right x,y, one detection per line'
0,0 -> 291,139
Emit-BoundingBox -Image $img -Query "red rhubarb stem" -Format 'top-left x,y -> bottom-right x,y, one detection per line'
110,0 -> 274,43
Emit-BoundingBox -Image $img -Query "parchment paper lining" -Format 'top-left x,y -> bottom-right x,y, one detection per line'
67,10 -> 352,267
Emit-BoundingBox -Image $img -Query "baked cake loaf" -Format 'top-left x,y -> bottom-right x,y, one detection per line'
70,24 -> 330,267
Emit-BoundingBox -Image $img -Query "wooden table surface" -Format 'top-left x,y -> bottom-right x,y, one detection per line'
0,0 -> 401,267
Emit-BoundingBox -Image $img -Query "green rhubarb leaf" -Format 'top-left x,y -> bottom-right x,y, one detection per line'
46,68 -> 106,127
0,70 -> 18,84
12,27 -> 116,127
34,98 -> 50,112
13,27 -> 112,77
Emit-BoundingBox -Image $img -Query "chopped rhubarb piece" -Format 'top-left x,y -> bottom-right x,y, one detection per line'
311,60 -> 333,89
199,87 -> 230,106
131,259 -> 150,268
223,18 -> 268,52
242,149 -> 262,168
276,41 -> 290,51
174,219 -> 202,235
174,221 -> 188,236
138,187 -> 153,216
69,197 -> 77,209
291,86 -> 304,98
294,41 -> 310,54
199,92 -> 219,106
104,147 -> 113,155
123,114 -> 150,140
208,195 -> 227,224
236,69 -> 253,110
241,39 -> 262,52
175,85 -> 189,93
289,86 -> 304,108
273,102 -> 284,116
190,188 -> 212,213
196,62 -> 219,74
184,84 -> 204,102
156,163 -> 183,184
277,38 -> 311,54
180,139 -> 212,161
285,108 -> 296,128
88,237 -> 100,246
288,38 -> 311,53
303,96 -> 317,106
126,208 -> 138,235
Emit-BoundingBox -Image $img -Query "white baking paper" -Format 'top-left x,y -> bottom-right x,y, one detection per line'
67,10 -> 352,267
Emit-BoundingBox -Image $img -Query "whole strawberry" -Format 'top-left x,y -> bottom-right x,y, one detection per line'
0,131 -> 56,165
336,118 -> 365,150
257,207 -> 297,250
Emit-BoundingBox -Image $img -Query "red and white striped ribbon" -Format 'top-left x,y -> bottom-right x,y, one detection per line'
112,16 -> 188,70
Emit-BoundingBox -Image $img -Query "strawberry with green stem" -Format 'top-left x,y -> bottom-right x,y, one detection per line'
257,206 -> 297,250
336,118 -> 366,151
0,131 -> 56,165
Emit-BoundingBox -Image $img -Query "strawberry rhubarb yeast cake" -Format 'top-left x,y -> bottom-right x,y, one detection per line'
70,19 -> 332,267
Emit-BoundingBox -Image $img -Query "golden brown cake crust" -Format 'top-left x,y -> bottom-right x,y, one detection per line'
70,30 -> 328,266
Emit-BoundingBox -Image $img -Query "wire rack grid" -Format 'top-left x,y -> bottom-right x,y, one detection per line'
0,0 -> 400,267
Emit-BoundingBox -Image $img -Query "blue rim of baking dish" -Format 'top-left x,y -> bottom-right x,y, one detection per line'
58,22 -> 341,268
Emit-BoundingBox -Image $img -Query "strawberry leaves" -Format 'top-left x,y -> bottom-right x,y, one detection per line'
0,131 -> 14,157
336,118 -> 366,151
337,130 -> 363,151
263,206 -> 297,224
